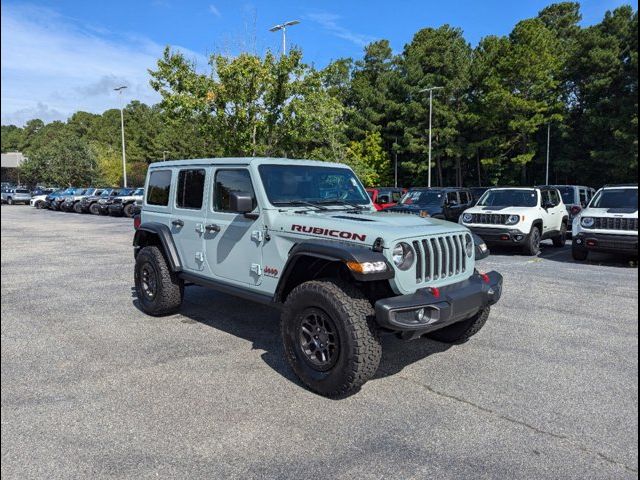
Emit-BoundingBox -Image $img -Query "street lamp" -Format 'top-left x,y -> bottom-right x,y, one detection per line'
114,85 -> 128,188
419,86 -> 443,188
162,150 -> 169,161
269,20 -> 300,56
545,122 -> 551,185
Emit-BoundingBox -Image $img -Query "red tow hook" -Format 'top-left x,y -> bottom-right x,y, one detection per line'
429,287 -> 441,298
480,272 -> 491,284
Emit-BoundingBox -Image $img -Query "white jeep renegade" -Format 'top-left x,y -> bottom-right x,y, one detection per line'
572,185 -> 638,261
460,187 -> 569,256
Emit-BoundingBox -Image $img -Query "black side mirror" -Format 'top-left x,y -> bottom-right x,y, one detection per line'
229,191 -> 254,214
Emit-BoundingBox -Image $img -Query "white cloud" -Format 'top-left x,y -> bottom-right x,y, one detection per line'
0,4 -> 207,126
306,12 -> 376,47
208,4 -> 221,17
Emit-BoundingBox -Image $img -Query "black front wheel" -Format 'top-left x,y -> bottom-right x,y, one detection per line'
553,223 -> 568,248
427,307 -> 490,343
281,279 -> 381,397
572,246 -> 589,261
523,226 -> 541,256
123,203 -> 136,218
73,202 -> 83,213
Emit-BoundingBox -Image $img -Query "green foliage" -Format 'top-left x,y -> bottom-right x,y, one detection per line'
3,3 -> 637,189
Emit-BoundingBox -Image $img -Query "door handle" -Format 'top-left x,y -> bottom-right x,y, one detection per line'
205,224 -> 220,232
172,219 -> 184,227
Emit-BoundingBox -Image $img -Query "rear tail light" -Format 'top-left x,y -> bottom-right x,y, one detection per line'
133,214 -> 141,230
570,206 -> 582,216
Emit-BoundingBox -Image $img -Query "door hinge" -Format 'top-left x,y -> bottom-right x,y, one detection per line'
195,223 -> 205,234
251,230 -> 264,243
195,252 -> 205,263
250,263 -> 263,276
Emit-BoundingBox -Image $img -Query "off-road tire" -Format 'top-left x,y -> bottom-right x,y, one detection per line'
73,202 -> 83,213
35,201 -> 44,209
552,222 -> 568,248
134,246 -> 184,316
427,307 -> 491,344
123,203 -> 136,218
572,246 -> 589,261
281,279 -> 382,397
89,203 -> 100,215
523,225 -> 541,256
98,206 -> 109,216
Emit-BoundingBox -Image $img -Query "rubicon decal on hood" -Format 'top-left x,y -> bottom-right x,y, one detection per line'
291,224 -> 367,242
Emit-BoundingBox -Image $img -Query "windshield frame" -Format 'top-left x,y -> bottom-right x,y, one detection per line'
589,188 -> 638,209
258,164 -> 371,208
477,188 -> 539,208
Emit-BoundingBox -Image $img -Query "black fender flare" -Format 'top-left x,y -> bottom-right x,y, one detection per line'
133,222 -> 182,272
274,240 -> 394,302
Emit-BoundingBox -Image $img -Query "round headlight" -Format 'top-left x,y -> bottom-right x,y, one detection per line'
506,214 -> 520,225
465,234 -> 474,257
462,213 -> 473,223
392,242 -> 414,270
581,217 -> 595,228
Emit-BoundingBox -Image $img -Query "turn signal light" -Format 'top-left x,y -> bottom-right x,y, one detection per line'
346,261 -> 387,274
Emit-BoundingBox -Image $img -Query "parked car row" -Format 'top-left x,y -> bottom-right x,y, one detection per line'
29,187 -> 144,217
366,184 -> 637,260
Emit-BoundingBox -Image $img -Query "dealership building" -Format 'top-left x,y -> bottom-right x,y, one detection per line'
1,152 -> 26,183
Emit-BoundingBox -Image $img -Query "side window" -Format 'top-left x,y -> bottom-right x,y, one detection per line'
551,190 -> 561,206
214,169 -> 256,213
460,191 -> 470,204
176,169 -> 206,210
541,190 -> 551,206
391,191 -> 402,202
447,192 -> 459,205
147,170 -> 172,206
579,189 -> 588,205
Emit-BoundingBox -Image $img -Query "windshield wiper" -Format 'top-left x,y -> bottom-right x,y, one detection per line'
274,200 -> 329,211
318,198 -> 366,210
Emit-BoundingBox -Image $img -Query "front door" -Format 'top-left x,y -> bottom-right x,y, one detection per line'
203,168 -> 264,286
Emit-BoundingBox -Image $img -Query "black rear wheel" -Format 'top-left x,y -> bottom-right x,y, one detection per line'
134,246 -> 184,315
123,203 -> 136,218
282,279 -> 381,397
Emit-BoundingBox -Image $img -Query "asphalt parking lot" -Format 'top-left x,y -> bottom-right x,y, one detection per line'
1,205 -> 638,479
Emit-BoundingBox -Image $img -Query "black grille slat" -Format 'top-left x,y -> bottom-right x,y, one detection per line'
413,241 -> 423,281
589,217 -> 638,231
472,213 -> 508,225
412,234 -> 472,284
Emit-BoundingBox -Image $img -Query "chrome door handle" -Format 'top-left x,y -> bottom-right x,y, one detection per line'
172,219 -> 184,227
205,224 -> 220,232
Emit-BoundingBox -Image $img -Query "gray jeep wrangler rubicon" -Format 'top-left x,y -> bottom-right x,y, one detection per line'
133,158 -> 503,397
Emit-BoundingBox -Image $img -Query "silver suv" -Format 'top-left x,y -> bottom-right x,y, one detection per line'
133,158 -> 503,396
1,187 -> 32,205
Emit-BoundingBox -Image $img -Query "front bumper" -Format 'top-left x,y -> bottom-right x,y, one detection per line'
108,204 -> 124,216
467,226 -> 527,244
573,232 -> 638,255
375,271 -> 503,337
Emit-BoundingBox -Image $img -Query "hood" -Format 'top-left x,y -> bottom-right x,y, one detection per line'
463,205 -> 533,216
268,208 -> 469,247
385,204 -> 443,215
582,207 -> 638,218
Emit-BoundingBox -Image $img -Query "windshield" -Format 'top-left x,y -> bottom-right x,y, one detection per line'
72,188 -> 86,195
590,188 -> 638,209
100,190 -> 112,197
259,165 -> 370,206
399,190 -> 444,206
477,189 -> 538,207
556,187 -> 576,205
133,188 -> 144,196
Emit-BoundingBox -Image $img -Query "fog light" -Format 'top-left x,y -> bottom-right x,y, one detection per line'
576,238 -> 583,244
415,308 -> 425,322
515,235 -> 524,241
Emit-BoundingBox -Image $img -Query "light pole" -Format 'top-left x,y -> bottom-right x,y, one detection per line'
545,122 -> 551,185
269,20 -> 300,55
419,86 -> 443,188
162,150 -> 169,161
114,85 -> 128,188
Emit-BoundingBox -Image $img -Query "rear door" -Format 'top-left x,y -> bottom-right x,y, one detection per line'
203,168 -> 264,286
444,191 -> 463,221
171,168 -> 209,272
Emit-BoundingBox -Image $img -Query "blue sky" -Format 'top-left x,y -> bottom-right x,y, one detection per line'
1,0 -> 637,125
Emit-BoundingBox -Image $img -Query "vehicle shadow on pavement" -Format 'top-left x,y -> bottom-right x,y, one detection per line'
132,286 -> 454,396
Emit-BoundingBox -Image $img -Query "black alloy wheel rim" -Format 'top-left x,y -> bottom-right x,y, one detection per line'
298,308 -> 339,371
140,263 -> 158,301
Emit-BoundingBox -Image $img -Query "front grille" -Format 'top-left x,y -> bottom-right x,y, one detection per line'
412,233 -> 470,283
470,213 -> 509,225
588,217 -> 638,231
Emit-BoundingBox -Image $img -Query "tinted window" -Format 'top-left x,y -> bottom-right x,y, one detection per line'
16,189 -> 30,193
399,190 -> 445,206
147,170 -> 172,206
557,187 -> 576,204
478,189 -> 538,207
447,192 -> 459,204
550,190 -> 561,206
214,169 -> 256,212
590,188 -> 638,209
176,169 -> 205,209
